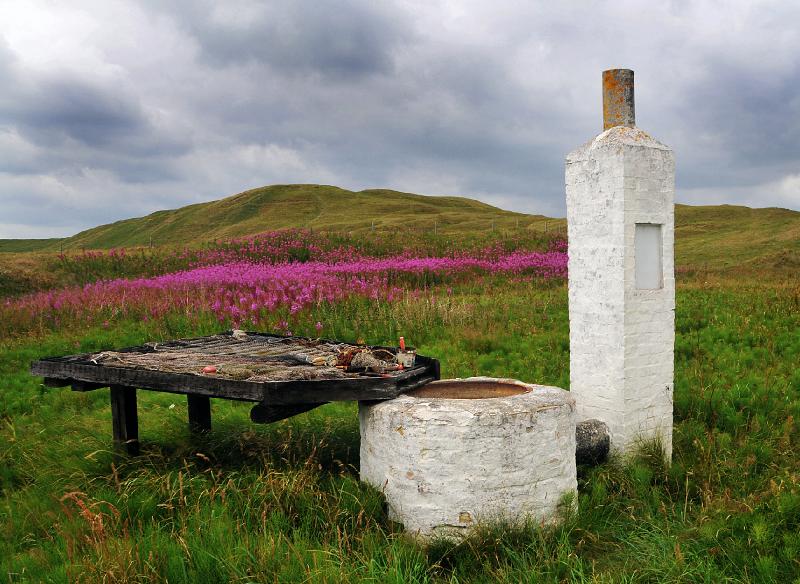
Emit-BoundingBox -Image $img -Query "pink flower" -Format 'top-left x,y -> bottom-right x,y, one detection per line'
1,235 -> 567,337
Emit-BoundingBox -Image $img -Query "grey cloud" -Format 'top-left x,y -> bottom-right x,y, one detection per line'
5,76 -> 191,159
656,62 -> 800,202
166,31 -> 567,201
0,36 -> 12,77
152,0 -> 412,78
1,188 -> 135,231
16,78 -> 145,147
0,38 -> 191,192
681,66 -> 800,166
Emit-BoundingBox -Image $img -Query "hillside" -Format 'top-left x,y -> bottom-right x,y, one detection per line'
10,184 -> 542,251
0,184 -> 797,273
674,204 -> 800,271
513,204 -> 799,272
0,239 -> 62,253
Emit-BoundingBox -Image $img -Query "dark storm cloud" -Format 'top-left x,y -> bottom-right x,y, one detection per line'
686,65 -> 800,185
16,78 -> 145,147
0,27 -> 190,194
2,74 -> 191,160
150,0 -> 411,78
163,24 -> 567,204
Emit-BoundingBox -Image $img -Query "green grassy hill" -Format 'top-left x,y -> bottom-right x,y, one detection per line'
675,204 -> 800,271
0,239 -> 62,253
519,204 -> 800,272
1,184 -> 797,273
17,184 -> 543,251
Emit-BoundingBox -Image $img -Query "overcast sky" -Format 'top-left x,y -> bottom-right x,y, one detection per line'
1,1 -> 799,238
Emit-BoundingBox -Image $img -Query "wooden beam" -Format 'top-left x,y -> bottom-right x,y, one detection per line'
71,380 -> 106,392
250,402 -> 326,424
431,359 -> 441,381
43,377 -> 70,387
110,386 -> 139,455
187,394 -> 211,433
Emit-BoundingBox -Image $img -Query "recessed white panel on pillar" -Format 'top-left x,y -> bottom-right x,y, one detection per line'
565,69 -> 675,459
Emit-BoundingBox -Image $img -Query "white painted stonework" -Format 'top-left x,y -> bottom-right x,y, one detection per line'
566,126 -> 675,459
359,377 -> 577,539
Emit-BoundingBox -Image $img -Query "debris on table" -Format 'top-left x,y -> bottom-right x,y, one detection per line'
85,332 -> 409,383
349,350 -> 397,373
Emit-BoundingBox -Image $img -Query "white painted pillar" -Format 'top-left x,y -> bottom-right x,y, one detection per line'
565,69 -> 675,459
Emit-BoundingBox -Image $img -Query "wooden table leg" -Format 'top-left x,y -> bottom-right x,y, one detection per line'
110,385 -> 139,455
187,394 -> 211,433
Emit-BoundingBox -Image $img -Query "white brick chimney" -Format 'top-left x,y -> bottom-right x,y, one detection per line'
565,69 -> 675,460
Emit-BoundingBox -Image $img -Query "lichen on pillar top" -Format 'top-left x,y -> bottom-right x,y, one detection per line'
566,126 -> 671,163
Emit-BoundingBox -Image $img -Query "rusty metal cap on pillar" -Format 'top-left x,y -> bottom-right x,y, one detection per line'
602,69 -> 635,130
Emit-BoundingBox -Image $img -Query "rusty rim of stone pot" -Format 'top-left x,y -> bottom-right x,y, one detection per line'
405,378 -> 531,399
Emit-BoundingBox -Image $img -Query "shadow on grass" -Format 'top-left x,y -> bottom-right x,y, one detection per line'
106,401 -> 363,480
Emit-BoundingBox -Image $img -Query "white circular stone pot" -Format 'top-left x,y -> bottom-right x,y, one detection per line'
359,377 -> 577,539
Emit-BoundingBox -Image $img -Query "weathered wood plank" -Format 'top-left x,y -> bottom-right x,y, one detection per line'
260,371 -> 441,405
31,358 -> 439,404
32,360 -> 265,401
187,394 -> 211,433
110,386 -> 139,455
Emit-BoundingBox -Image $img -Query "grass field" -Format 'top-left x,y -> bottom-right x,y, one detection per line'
1,221 -> 799,582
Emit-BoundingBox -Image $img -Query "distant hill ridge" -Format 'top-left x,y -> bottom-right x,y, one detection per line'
0,184 -> 797,271
1,184 -> 538,252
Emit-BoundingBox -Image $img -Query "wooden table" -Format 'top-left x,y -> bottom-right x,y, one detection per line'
31,332 -> 440,455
